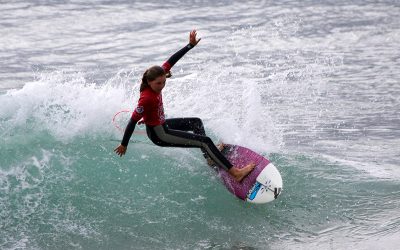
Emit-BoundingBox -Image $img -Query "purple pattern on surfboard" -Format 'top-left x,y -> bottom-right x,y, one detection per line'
216,144 -> 270,200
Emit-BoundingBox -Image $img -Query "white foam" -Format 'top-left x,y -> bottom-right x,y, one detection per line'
0,70 -> 136,141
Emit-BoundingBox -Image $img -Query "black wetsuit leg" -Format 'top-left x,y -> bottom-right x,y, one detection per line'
164,117 -> 209,159
164,118 -> 206,136
146,118 -> 233,170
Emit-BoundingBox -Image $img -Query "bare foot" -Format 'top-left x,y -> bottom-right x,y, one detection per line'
216,143 -> 225,151
228,163 -> 256,182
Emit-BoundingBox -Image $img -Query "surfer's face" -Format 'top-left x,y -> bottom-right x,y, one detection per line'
148,75 -> 166,93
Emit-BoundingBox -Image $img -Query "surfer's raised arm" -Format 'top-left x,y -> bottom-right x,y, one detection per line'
161,30 -> 201,74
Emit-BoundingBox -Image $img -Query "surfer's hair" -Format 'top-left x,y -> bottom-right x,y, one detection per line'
140,65 -> 171,92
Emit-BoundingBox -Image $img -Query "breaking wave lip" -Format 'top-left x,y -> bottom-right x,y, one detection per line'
0,68 -> 284,155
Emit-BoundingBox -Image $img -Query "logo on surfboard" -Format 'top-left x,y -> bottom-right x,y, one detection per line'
247,182 -> 263,200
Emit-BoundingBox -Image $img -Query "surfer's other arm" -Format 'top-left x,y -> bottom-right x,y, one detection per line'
114,117 -> 138,156
114,94 -> 148,157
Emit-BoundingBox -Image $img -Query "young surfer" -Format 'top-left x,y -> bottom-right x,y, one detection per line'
114,30 -> 255,182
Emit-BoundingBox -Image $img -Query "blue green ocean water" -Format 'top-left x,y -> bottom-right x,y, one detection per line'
1,1 -> 399,249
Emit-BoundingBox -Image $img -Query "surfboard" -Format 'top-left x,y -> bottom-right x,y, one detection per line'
212,144 -> 283,204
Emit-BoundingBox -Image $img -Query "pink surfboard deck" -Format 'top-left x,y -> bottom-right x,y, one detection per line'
214,144 -> 283,203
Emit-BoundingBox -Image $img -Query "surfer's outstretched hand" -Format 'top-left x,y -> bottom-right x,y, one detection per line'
114,144 -> 127,157
189,29 -> 201,46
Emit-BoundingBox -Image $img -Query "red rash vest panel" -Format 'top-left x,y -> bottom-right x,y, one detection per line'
131,87 -> 165,126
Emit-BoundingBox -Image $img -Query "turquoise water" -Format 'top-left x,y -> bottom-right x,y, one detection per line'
1,1 -> 400,249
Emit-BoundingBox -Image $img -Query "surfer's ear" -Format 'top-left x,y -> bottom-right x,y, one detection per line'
165,71 -> 172,78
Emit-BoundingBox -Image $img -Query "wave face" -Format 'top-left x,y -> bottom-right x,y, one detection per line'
1,0 -> 399,249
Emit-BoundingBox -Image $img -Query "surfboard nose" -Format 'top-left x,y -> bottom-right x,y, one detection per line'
246,163 -> 283,203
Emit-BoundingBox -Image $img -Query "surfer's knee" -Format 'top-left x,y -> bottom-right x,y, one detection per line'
191,117 -> 203,126
192,117 -> 206,135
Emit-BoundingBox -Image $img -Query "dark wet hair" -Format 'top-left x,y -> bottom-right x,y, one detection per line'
140,65 -> 171,92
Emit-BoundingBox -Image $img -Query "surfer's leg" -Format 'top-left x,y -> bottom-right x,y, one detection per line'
165,117 -> 206,136
147,124 -> 233,170
165,118 -> 226,154
146,124 -> 256,182
165,117 -> 208,158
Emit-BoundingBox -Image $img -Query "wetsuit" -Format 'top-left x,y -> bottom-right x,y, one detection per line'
121,43 -> 233,170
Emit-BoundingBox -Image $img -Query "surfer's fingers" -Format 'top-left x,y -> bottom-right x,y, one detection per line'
114,146 -> 125,157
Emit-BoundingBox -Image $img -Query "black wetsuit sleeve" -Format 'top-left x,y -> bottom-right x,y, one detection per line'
163,43 -> 194,71
121,117 -> 137,147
